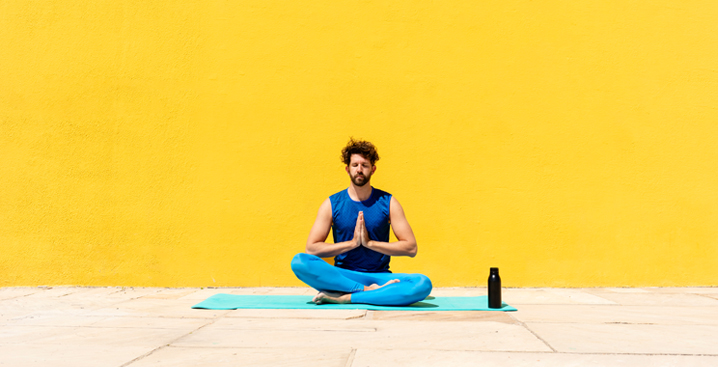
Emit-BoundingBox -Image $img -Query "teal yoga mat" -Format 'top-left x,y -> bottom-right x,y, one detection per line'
192,294 -> 517,311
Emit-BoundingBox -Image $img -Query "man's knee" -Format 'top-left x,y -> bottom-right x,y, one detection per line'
291,253 -> 322,276
291,253 -> 308,274
413,274 -> 433,299
396,273 -> 432,302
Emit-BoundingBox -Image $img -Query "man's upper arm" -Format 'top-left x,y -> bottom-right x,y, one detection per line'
306,198 -> 333,249
389,197 -> 417,246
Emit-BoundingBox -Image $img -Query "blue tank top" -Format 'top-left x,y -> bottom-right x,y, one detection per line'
329,187 -> 392,273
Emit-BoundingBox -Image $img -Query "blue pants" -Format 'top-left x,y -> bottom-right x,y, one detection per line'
291,253 -> 432,306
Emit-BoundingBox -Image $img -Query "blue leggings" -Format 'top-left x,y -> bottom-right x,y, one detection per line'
291,253 -> 432,306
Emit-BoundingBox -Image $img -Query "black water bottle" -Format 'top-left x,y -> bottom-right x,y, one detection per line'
488,267 -> 502,309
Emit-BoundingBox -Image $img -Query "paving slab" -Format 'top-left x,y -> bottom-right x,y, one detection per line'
644,287 -> 718,294
583,289 -> 718,306
22,287 -> 85,298
104,287 -> 165,299
527,322 -> 718,355
1,309 -> 106,327
351,349 -> 718,367
369,310 -> 517,323
87,297 -> 230,319
0,343 -> 154,367
0,324 -> 192,346
193,317 -> 378,333
175,288 -> 254,301
601,287 -> 651,293
174,317 -> 551,352
126,346 -> 352,367
512,304 -> 718,325
702,294 -> 718,301
0,295 -> 119,318
89,316 -> 211,329
141,289 -> 198,300
541,288 -> 617,305
0,309 -> 33,324
0,287 -> 40,300
66,287 -> 161,301
502,288 -> 614,305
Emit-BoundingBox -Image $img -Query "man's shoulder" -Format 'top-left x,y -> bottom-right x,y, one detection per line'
372,187 -> 392,199
328,189 -> 347,201
374,187 -> 390,195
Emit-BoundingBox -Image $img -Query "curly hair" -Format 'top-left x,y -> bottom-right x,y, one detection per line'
341,138 -> 380,166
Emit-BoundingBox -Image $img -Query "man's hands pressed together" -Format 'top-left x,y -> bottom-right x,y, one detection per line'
353,211 -> 371,248
305,196 -> 417,258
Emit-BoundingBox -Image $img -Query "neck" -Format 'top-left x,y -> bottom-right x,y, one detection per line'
348,184 -> 373,202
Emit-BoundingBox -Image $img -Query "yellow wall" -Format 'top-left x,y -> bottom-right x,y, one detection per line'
2,1 -> 717,287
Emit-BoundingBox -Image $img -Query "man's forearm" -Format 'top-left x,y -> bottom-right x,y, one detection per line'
306,240 -> 358,258
365,240 -> 417,257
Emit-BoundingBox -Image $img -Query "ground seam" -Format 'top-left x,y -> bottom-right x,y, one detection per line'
510,314 -> 557,353
344,348 -> 358,367
117,311 -> 228,367
161,345 -> 718,357
695,293 -> 718,301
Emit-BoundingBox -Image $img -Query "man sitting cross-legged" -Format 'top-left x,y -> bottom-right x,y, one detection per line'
291,138 -> 432,306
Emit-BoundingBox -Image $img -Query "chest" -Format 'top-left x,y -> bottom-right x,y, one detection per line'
333,201 -> 390,231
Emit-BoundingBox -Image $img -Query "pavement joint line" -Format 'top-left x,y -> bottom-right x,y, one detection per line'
300,347 -> 718,357
516,320 -> 718,326
509,313 -> 557,353
134,346 -> 718,357
87,294 -> 200,313
118,308 -> 229,367
205,327 -> 378,332
0,292 -> 41,301
552,352 -> 718,357
344,348 -> 357,367
346,311 -> 368,320
56,291 -> 82,298
0,324 -> 214,330
696,293 -> 718,300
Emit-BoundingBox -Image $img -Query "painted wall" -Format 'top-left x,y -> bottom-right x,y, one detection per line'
2,1 -> 717,287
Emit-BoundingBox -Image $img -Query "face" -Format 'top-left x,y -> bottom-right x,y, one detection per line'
346,154 -> 376,187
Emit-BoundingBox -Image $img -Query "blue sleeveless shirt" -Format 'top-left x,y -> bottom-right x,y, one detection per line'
329,187 -> 392,273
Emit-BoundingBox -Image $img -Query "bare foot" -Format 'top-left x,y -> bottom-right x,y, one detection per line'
313,291 -> 351,304
363,278 -> 400,291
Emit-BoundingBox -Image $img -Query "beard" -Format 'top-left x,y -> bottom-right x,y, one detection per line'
351,172 -> 371,187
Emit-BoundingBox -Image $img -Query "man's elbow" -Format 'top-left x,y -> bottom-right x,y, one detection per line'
407,243 -> 418,258
305,243 -> 318,256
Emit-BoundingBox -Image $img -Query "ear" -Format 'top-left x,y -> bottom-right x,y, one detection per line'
371,165 -> 377,174
345,165 -> 350,174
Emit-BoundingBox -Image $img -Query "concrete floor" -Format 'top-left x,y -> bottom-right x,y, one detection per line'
1,286 -> 718,366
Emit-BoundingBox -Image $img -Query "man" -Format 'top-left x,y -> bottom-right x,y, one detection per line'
291,138 -> 432,306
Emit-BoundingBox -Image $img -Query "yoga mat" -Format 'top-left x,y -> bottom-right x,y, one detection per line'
192,294 -> 517,312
